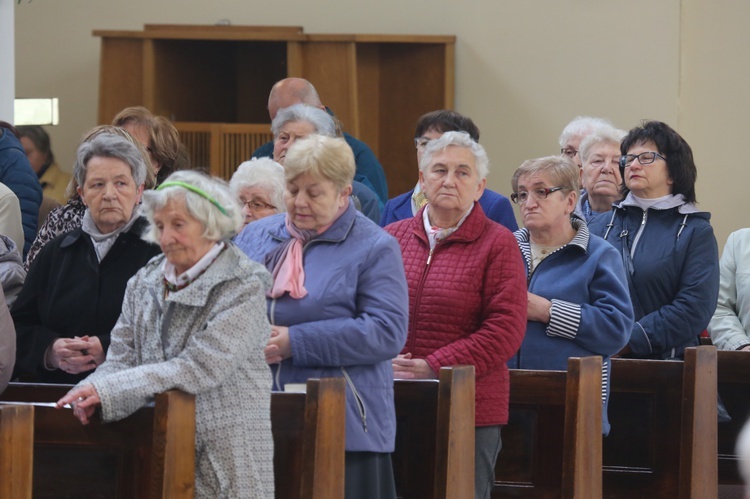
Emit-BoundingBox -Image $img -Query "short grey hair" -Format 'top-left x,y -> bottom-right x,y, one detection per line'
580,128 -> 627,163
737,418 -> 750,495
418,131 -> 489,180
230,158 -> 286,213
271,104 -> 336,138
141,170 -> 243,243
74,133 -> 147,188
558,116 -> 615,148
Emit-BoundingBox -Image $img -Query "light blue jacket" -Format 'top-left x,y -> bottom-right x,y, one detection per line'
236,201 -> 408,452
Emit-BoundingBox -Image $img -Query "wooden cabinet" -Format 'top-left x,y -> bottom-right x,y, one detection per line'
94,24 -> 455,196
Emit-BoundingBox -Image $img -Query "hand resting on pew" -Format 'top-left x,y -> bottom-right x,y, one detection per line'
392,352 -> 437,379
56,383 -> 101,425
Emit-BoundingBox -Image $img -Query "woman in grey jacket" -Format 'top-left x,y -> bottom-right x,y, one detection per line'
58,170 -> 275,498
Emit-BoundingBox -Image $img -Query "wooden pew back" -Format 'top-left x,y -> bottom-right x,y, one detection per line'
0,403 -> 34,499
714,349 -> 750,485
604,346 -> 717,499
271,377 -> 346,499
393,365 -> 475,499
493,356 -> 603,499
0,383 -> 195,499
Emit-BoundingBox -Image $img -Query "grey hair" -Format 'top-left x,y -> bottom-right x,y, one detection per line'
141,170 -> 243,243
74,133 -> 147,188
230,158 -> 286,213
737,418 -> 750,495
418,131 -> 489,180
579,128 -> 628,163
558,116 -> 615,148
271,104 -> 336,138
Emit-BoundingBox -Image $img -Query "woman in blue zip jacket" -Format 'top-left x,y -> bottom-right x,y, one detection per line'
588,121 -> 719,360
236,133 -> 408,499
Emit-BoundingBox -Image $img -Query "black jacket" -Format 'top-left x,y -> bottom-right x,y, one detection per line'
11,217 -> 160,383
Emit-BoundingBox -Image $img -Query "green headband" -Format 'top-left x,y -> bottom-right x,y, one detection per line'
156,181 -> 229,216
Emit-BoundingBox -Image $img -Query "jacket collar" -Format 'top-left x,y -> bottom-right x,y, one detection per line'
615,192 -> 705,215
268,199 -> 357,245
410,201 -> 486,245
514,214 -> 590,255
163,242 -> 246,307
59,216 -> 148,249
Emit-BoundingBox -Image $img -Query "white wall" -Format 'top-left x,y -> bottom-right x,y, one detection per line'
1,0 -> 15,122
18,0 -> 745,248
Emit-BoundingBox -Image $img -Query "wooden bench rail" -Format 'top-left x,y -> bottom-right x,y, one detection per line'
494,356 -> 603,498
271,377 -> 346,499
605,346 -> 717,499
393,365 -> 475,499
0,404 -> 34,499
0,384 -> 196,499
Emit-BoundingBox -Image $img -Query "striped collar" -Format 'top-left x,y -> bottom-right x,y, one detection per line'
514,215 -> 590,269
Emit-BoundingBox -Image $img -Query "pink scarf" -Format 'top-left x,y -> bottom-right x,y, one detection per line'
266,217 -> 337,299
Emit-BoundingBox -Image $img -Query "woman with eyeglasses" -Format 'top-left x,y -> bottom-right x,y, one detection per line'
509,155 -> 633,435
588,120 -> 719,360
230,157 -> 285,228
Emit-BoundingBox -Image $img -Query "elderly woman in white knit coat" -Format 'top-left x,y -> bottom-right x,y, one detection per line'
58,170 -> 275,498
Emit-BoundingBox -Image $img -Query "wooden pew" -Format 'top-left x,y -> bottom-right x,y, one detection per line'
493,356 -> 603,498
271,377 -> 346,499
0,383 -> 195,498
713,349 -> 750,487
0,403 -> 34,498
604,345 -> 717,499
392,365 -> 475,499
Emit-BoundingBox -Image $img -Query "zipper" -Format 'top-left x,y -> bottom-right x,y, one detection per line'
408,246 -> 435,353
630,209 -> 648,257
341,367 -> 367,433
268,298 -> 283,391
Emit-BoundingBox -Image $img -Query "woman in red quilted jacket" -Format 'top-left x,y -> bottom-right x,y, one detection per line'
384,131 -> 527,499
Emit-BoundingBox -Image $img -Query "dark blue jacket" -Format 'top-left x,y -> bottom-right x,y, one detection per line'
509,218 -> 633,434
0,129 -> 42,256
380,187 -> 518,232
588,195 -> 719,359
252,131 -> 388,205
235,202 -> 408,453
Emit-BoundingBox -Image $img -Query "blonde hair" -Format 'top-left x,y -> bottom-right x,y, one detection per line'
283,135 -> 354,190
512,155 -> 580,197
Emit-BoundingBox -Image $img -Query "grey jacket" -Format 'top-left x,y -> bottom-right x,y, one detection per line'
81,243 -> 275,498
0,287 -> 15,393
0,235 -> 25,306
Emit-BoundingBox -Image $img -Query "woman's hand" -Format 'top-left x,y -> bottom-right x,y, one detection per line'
265,326 -> 292,364
527,292 -> 552,323
83,336 -> 106,366
56,384 -> 101,425
45,337 -> 97,374
392,353 -> 437,379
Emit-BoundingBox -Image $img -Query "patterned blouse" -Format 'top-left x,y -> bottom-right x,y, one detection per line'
24,196 -> 86,271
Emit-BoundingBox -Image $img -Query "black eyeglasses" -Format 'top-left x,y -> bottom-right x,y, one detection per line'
511,187 -> 564,204
239,198 -> 277,213
619,151 -> 667,169
561,148 -> 578,158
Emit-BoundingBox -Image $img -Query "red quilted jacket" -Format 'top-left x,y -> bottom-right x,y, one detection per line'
385,204 -> 527,425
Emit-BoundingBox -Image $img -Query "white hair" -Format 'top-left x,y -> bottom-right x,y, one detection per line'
579,128 -> 628,163
737,418 -> 750,495
418,131 -> 489,180
230,158 -> 286,213
141,170 -> 243,243
558,116 -> 616,148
